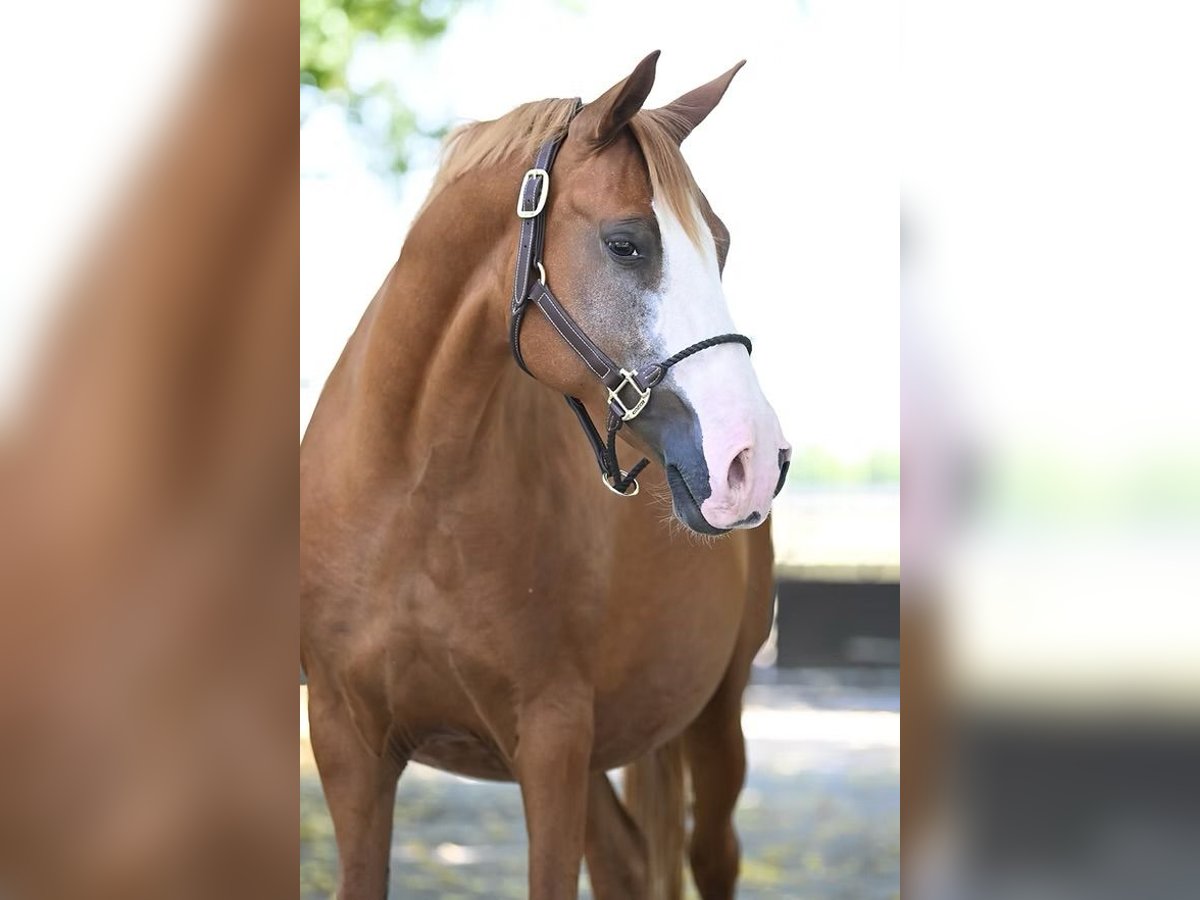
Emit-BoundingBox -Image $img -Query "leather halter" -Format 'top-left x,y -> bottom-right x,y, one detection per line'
509,103 -> 753,497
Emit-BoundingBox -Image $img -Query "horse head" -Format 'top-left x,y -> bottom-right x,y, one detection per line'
515,52 -> 791,534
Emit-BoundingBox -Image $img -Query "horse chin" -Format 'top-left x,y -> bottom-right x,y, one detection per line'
665,464 -> 729,536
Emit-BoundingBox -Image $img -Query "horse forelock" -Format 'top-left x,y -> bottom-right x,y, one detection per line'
421,98 -> 708,250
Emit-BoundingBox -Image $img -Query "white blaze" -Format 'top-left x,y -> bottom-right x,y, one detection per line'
650,200 -> 787,528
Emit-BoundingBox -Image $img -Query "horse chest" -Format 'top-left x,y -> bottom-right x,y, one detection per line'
387,500 -> 757,776
587,581 -> 746,769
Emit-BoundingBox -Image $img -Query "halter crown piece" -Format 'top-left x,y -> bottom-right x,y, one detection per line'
509,101 -> 753,497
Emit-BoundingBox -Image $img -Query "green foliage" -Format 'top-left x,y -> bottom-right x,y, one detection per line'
300,0 -> 463,174
300,0 -> 455,91
786,447 -> 901,488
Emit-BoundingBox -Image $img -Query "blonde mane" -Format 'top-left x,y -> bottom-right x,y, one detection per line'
425,98 -> 705,244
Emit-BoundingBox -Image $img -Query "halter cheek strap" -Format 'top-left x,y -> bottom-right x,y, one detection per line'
509,103 -> 753,497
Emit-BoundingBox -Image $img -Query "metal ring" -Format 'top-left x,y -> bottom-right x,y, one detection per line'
602,471 -> 639,497
535,261 -> 546,286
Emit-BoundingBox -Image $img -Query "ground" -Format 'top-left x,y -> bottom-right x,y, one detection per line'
300,671 -> 899,899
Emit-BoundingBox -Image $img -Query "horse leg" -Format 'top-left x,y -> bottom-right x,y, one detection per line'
584,772 -> 649,900
515,686 -> 594,900
308,683 -> 402,900
683,668 -> 750,900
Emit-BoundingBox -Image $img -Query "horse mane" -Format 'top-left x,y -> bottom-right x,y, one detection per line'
426,98 -> 705,245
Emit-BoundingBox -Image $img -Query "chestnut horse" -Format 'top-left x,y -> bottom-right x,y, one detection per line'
301,52 -> 790,900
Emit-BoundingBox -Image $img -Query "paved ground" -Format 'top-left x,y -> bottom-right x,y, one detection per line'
300,672 -> 899,899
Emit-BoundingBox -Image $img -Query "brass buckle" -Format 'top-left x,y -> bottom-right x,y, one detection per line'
516,168 -> 550,218
607,369 -> 651,421
602,470 -> 640,497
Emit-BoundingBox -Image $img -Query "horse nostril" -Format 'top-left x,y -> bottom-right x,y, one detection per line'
774,448 -> 791,498
728,448 -> 750,492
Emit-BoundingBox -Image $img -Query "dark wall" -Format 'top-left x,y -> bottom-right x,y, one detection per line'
774,579 -> 900,668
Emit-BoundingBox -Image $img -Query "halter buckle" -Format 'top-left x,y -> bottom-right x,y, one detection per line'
602,471 -> 640,497
516,168 -> 550,218
607,369 -> 651,422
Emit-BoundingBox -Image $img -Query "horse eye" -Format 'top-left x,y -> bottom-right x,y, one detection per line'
607,240 -> 640,259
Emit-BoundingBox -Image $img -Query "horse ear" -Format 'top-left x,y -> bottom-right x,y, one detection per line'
572,50 -> 660,147
658,60 -> 746,143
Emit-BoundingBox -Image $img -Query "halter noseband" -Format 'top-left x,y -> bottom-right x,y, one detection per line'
509,102 -> 753,497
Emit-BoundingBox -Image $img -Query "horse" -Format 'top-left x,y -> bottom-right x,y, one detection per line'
300,51 -> 791,900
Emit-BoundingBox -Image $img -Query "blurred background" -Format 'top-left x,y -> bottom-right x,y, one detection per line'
299,0 -> 899,897
904,1 -> 1200,897
1,3 -> 297,897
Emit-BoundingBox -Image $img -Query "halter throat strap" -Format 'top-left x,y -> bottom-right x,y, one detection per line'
509,106 -> 752,496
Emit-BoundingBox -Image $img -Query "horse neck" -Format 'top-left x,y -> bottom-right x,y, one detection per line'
350,165 -> 549,474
